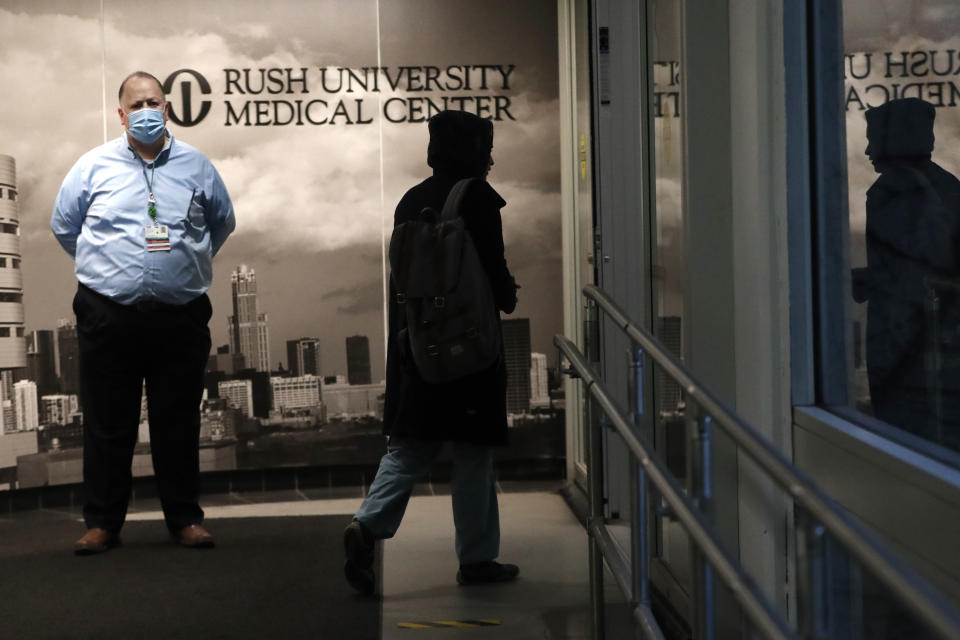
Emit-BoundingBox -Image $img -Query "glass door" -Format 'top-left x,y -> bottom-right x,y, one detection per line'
646,0 -> 693,617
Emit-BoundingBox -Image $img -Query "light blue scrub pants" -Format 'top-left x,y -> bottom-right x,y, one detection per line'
354,437 -> 500,564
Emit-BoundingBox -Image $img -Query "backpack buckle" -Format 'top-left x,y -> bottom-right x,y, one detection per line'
396,293 -> 407,304
433,296 -> 445,308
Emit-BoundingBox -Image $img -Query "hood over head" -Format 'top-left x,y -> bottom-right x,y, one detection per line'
865,97 -> 935,162
427,110 -> 493,180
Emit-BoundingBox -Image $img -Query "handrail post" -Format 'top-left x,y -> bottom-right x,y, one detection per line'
924,283 -> 943,443
629,347 -> 662,639
811,521 -> 830,639
585,296 -> 600,362
585,296 -> 605,640
630,347 -> 649,607
588,393 -> 606,640
700,415 -> 715,640
689,408 -> 716,640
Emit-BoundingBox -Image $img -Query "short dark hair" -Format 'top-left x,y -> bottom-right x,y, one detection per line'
118,71 -> 164,103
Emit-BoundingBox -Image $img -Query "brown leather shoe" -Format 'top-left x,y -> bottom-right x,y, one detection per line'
172,524 -> 215,548
74,528 -> 121,555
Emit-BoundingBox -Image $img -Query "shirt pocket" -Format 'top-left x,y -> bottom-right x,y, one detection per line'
183,187 -> 207,242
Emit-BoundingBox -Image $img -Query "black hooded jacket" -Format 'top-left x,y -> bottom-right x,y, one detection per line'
382,111 -> 517,446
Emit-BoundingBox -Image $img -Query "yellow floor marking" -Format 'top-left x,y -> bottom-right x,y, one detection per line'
396,619 -> 502,629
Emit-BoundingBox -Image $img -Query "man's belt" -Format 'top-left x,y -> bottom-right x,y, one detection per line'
78,284 -> 198,313
133,299 -> 186,313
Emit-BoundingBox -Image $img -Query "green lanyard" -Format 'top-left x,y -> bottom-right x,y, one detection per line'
139,160 -> 158,223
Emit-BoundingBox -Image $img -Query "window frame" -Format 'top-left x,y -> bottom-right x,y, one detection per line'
794,0 -> 960,471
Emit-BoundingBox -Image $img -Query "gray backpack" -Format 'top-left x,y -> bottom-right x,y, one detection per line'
389,178 -> 501,384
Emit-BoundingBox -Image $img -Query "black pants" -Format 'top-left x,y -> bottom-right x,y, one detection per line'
74,284 -> 212,533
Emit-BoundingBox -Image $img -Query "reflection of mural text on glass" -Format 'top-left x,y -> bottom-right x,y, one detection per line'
844,50 -> 960,110
652,61 -> 680,118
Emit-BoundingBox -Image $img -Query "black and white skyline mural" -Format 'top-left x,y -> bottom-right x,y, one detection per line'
0,0 -> 563,488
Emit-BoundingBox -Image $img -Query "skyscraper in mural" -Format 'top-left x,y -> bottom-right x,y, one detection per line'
0,156 -> 26,369
26,330 -> 57,399
287,337 -> 321,377
502,318 -> 532,412
218,379 -> 254,418
0,371 -> 14,434
530,352 -> 550,408
271,375 -> 321,412
56,319 -> 79,396
228,265 -> 271,372
346,335 -> 371,385
0,155 -> 26,434
41,394 -> 77,426
13,380 -> 37,431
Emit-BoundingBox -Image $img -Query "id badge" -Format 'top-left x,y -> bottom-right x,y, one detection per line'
145,224 -> 171,252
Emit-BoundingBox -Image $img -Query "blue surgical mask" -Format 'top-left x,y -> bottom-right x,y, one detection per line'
125,108 -> 166,143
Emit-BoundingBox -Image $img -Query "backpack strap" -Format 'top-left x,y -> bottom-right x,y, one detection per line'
389,223 -> 413,299
440,178 -> 477,223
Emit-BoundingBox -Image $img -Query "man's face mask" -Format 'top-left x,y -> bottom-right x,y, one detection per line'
125,108 -> 166,143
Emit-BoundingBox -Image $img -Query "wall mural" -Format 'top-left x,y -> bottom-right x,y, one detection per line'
0,0 -> 563,489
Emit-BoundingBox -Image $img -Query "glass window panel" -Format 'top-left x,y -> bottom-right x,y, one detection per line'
843,0 -> 960,455
650,0 -> 691,589
651,0 -> 685,461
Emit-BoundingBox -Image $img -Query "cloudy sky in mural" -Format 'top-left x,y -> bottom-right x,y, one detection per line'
0,0 -> 560,379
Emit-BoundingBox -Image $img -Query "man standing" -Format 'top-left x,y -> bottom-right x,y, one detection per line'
51,71 -> 235,554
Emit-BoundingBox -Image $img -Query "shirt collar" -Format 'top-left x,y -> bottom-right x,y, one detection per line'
122,129 -> 175,165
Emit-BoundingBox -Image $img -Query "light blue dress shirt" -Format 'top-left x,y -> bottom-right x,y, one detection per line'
51,131 -> 236,305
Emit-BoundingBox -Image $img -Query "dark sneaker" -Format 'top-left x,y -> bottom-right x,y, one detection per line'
456,560 -> 519,586
344,519 -> 375,596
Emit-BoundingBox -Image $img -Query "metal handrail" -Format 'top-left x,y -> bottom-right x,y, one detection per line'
570,282 -> 960,639
556,333 -> 796,639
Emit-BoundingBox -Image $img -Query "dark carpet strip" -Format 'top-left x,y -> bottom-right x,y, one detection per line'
0,514 -> 380,639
